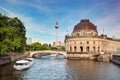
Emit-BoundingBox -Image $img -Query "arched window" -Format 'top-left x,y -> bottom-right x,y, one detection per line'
74,46 -> 77,52
93,46 -> 96,52
74,42 -> 76,44
87,41 -> 89,44
80,42 -> 82,44
70,46 -> 72,52
86,46 -> 89,52
98,47 -> 100,52
80,46 -> 83,52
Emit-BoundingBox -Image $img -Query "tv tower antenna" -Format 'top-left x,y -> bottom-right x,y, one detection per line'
55,17 -> 59,47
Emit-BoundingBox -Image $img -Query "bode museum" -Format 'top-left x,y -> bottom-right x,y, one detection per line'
65,19 -> 120,59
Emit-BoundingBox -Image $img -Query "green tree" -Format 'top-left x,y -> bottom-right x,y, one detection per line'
26,42 -> 52,51
31,42 -> 42,51
41,44 -> 51,50
0,13 -> 26,54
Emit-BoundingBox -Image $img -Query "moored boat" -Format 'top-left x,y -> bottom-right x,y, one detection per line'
111,55 -> 120,65
13,58 -> 34,70
24,58 -> 34,63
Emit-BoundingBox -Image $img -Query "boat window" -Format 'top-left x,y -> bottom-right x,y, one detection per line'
15,63 -> 28,66
25,59 -> 32,62
15,63 -> 24,66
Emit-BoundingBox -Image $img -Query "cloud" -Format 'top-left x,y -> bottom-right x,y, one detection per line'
5,0 -> 51,13
0,7 -> 55,37
1,0 -> 120,41
59,1 -> 120,38
6,0 -> 17,3
0,6 -> 17,17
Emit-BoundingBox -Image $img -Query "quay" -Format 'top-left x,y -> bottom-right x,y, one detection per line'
0,57 -> 11,66
0,52 -> 29,66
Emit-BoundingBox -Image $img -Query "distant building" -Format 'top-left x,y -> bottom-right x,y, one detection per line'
52,41 -> 65,47
26,38 -> 32,45
65,19 -> 120,59
33,39 -> 41,43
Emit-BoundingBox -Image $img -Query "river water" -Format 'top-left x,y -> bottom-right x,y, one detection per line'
0,55 -> 120,80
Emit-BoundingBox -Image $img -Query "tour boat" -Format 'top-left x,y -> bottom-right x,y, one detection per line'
13,58 -> 34,70
24,58 -> 34,63
111,55 -> 120,65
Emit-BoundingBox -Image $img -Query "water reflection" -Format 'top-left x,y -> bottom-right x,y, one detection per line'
66,60 -> 120,80
40,54 -> 65,59
0,63 -> 21,80
0,58 -> 120,80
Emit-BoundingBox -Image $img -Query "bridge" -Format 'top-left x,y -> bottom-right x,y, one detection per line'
29,50 -> 67,58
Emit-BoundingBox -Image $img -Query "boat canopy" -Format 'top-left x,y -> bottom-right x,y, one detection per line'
16,60 -> 29,63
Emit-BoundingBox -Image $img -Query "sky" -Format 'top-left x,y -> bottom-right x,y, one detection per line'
0,0 -> 120,44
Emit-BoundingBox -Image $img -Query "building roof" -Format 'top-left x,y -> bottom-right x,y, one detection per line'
73,19 -> 97,31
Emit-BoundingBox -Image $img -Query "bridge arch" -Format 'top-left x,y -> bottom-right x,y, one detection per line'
29,50 -> 67,58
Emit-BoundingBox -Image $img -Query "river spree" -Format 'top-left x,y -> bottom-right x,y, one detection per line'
0,56 -> 120,80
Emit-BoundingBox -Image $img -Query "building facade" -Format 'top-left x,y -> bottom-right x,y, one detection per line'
65,19 -> 120,59
26,37 -> 32,45
52,41 -> 65,47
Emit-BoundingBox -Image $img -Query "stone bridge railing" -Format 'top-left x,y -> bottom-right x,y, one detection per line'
29,50 -> 66,57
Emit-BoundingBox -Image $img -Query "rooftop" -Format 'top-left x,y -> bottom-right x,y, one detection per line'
73,19 -> 97,31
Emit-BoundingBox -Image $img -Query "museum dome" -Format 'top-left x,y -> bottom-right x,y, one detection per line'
73,19 -> 97,31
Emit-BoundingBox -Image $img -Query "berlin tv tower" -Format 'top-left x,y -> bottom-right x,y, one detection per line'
55,18 -> 59,47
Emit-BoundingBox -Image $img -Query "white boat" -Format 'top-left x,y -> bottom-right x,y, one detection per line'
51,54 -> 57,57
24,58 -> 34,63
13,58 -> 34,70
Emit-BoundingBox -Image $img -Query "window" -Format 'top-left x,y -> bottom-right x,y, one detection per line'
70,46 -> 72,52
80,46 -> 83,52
86,46 -> 89,52
93,46 -> 96,52
87,41 -> 89,44
74,46 -> 77,52
80,42 -> 82,44
98,47 -> 100,52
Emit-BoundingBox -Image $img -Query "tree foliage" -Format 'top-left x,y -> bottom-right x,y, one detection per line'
26,42 -> 65,51
0,13 -> 26,54
26,42 -> 51,51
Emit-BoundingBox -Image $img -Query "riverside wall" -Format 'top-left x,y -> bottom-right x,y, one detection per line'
66,52 -> 112,61
0,52 -> 29,66
0,57 -> 11,66
67,52 -> 100,60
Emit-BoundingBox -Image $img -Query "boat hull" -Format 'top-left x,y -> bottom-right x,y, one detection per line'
111,55 -> 120,65
13,58 -> 34,70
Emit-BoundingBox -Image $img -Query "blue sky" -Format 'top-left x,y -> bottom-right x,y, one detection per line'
0,0 -> 120,44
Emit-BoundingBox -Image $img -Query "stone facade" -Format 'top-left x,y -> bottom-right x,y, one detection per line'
65,19 -> 120,59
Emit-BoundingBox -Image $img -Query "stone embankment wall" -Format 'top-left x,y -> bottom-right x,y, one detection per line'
0,52 -> 29,66
67,53 -> 100,60
0,57 -> 11,66
67,52 -> 113,62
97,54 -> 111,62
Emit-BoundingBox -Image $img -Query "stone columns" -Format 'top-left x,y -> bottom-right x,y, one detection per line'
90,46 -> 93,52
96,46 -> 98,53
77,45 -> 80,52
100,41 -> 101,52
71,46 -> 74,52
83,41 -> 86,52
